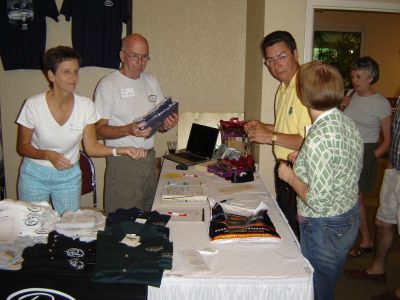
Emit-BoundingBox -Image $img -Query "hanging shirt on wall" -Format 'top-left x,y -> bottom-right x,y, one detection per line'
0,0 -> 59,71
60,0 -> 130,69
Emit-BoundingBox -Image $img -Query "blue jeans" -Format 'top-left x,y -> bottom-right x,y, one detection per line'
299,203 -> 359,300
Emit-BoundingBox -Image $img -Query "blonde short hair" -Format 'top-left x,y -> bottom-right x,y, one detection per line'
296,61 -> 344,110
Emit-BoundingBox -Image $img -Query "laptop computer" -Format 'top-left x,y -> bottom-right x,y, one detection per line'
163,123 -> 219,166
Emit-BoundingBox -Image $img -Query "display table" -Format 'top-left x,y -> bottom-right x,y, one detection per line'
148,159 -> 314,300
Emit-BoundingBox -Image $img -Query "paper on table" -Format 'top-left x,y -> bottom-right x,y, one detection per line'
162,183 -> 208,204
217,183 -> 255,194
159,208 -> 204,222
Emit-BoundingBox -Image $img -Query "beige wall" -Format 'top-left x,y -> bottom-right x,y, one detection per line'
132,0 -> 246,160
244,0 -> 265,164
314,10 -> 400,97
0,0 -> 247,208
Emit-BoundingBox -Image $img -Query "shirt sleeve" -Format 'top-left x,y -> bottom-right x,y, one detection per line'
60,0 -> 72,21
379,97 -> 392,120
121,0 -> 130,23
16,99 -> 36,129
302,139 -> 335,214
85,99 -> 101,125
94,80 -> 114,119
295,98 -> 311,138
45,0 -> 60,22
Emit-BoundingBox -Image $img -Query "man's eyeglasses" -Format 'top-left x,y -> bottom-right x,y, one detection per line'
264,52 -> 289,67
121,49 -> 150,63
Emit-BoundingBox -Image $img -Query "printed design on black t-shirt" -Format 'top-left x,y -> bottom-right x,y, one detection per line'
104,0 -> 114,6
7,0 -> 34,30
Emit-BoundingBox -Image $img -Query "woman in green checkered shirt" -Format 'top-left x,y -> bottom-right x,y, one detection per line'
278,61 -> 363,300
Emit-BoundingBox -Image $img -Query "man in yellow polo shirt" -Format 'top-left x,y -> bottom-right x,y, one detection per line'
245,31 -> 311,237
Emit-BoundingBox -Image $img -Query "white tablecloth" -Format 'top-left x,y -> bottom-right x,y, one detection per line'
149,159 -> 313,300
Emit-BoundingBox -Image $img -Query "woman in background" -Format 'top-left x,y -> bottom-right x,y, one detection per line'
17,46 -> 147,215
279,61 -> 363,300
342,56 -> 392,257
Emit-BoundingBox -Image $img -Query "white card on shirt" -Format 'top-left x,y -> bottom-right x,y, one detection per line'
121,88 -> 135,98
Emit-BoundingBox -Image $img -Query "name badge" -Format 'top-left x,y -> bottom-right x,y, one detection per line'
121,88 -> 135,98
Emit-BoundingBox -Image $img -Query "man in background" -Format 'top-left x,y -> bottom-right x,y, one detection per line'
94,33 -> 178,214
245,31 -> 311,237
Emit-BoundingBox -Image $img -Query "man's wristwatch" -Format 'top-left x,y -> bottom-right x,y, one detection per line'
112,147 -> 121,157
271,132 -> 278,145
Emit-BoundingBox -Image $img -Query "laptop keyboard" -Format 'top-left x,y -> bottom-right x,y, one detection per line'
174,152 -> 206,162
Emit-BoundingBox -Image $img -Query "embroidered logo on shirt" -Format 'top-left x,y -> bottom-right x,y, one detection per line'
25,213 -> 40,226
148,95 -> 157,102
161,252 -> 173,259
65,248 -> 85,258
68,123 -> 84,133
27,204 -> 43,213
146,245 -> 163,252
104,0 -> 114,7
69,258 -> 85,270
288,107 -> 293,115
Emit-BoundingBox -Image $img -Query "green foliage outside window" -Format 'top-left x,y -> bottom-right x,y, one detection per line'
313,31 -> 361,90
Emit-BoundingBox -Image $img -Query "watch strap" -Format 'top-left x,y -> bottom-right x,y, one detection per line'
112,147 -> 121,157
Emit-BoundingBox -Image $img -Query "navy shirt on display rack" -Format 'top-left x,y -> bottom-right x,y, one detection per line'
0,0 -> 59,71
60,0 -> 130,69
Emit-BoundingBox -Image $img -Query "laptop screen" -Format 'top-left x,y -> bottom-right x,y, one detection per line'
186,123 -> 219,158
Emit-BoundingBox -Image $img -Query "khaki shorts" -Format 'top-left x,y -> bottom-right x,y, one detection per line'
376,168 -> 400,233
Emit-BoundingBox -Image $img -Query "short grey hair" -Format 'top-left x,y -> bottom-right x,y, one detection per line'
351,56 -> 379,84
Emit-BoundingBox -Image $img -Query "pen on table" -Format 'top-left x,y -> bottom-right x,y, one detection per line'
166,212 -> 189,217
183,174 -> 198,178
163,195 -> 195,199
